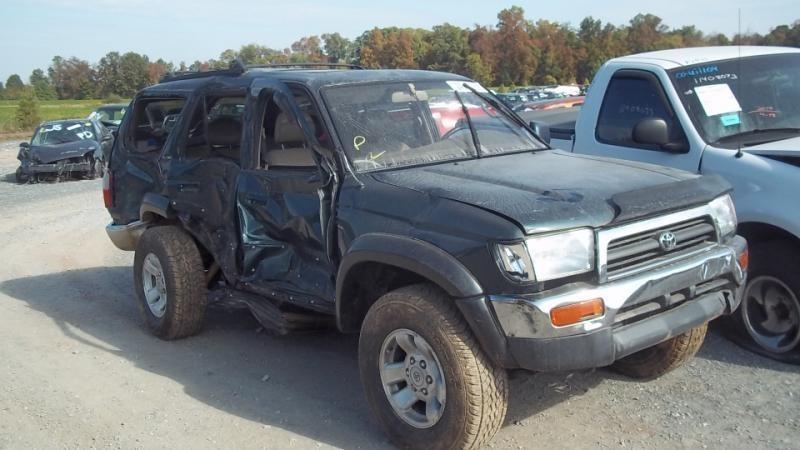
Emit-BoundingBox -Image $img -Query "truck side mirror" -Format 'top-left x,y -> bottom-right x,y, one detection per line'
19,142 -> 30,149
632,118 -> 669,147
633,118 -> 690,153
529,121 -> 551,145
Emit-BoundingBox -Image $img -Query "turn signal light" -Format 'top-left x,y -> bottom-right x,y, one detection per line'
738,247 -> 749,271
550,298 -> 605,327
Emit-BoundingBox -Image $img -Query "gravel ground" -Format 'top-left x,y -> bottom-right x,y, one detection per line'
0,139 -> 798,449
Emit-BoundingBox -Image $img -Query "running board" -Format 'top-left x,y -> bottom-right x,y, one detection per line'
209,288 -> 333,335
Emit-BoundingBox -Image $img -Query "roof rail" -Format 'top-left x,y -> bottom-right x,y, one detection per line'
245,63 -> 365,70
158,59 -> 365,83
160,65 -> 245,83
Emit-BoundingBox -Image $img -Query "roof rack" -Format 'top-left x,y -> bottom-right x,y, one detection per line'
160,66 -> 245,83
245,63 -> 365,70
159,59 -> 365,83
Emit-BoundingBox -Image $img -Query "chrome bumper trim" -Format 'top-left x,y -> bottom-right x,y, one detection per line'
491,236 -> 746,339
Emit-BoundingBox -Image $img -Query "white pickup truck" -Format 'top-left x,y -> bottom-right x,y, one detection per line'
526,46 -> 800,362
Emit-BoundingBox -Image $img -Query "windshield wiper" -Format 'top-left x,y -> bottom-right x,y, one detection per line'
713,127 -> 800,146
461,83 -> 548,148
453,90 -> 482,158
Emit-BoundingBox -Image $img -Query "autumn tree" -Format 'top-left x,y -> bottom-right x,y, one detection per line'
494,7 -> 537,85
48,56 -> 96,99
291,36 -> 326,63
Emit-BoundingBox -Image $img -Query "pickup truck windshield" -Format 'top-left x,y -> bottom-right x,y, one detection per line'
323,80 -> 544,172
669,53 -> 800,147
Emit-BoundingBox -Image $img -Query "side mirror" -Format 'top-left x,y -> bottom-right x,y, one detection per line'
632,118 -> 670,146
530,121 -> 551,145
19,142 -> 30,149
102,133 -> 114,142
632,118 -> 689,153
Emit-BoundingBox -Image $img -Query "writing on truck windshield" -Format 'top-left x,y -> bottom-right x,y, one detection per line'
32,122 -> 95,145
669,53 -> 800,147
323,80 -> 544,172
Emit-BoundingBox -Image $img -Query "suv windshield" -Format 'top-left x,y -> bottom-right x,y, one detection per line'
323,80 -> 544,171
32,121 -> 95,145
669,53 -> 800,147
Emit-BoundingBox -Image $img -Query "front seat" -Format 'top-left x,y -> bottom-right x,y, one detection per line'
264,112 -> 317,168
207,116 -> 242,160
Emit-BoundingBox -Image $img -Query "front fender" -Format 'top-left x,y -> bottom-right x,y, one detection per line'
335,233 -> 483,330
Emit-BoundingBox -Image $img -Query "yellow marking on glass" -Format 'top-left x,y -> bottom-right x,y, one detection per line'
353,135 -> 366,152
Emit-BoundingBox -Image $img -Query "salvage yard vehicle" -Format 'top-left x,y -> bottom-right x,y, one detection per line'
528,46 -> 800,362
88,103 -> 128,129
16,119 -> 113,183
104,63 -> 748,449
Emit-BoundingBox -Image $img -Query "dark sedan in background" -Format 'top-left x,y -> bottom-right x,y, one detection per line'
16,119 -> 113,183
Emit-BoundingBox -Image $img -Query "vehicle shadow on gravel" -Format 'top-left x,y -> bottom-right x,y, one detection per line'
8,267 -> 779,446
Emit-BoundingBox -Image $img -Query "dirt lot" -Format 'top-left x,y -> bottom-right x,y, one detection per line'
0,139 -> 797,450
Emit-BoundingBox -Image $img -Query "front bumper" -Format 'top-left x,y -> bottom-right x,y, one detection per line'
106,220 -> 147,251
488,236 -> 747,371
19,161 -> 91,174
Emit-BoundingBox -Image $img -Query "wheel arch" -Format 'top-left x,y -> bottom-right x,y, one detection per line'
335,233 -> 483,333
737,221 -> 800,248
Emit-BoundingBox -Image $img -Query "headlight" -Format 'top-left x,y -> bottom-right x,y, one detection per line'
709,194 -> 737,238
496,228 -> 595,282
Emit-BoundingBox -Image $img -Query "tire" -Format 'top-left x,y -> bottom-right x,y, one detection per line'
726,241 -> 800,361
612,323 -> 707,379
133,226 -> 207,340
359,284 -> 508,450
15,167 -> 29,184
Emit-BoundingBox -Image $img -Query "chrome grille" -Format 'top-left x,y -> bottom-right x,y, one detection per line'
598,208 -> 719,282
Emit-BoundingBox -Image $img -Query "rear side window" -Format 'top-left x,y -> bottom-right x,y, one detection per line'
596,74 -> 685,150
128,97 -> 186,153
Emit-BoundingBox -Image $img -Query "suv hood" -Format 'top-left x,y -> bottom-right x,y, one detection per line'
372,150 -> 726,234
29,141 -> 97,164
744,135 -> 800,157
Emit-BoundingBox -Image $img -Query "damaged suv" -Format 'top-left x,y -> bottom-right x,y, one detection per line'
104,64 -> 748,449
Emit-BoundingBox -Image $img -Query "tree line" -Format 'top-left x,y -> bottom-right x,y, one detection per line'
2,6 -> 799,102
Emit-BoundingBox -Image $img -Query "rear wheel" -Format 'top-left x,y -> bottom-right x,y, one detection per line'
612,323 -> 707,379
133,226 -> 207,339
359,284 -> 508,450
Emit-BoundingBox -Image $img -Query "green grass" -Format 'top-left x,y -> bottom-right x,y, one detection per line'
0,99 -> 106,134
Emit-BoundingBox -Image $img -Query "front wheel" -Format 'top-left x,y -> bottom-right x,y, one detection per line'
359,284 -> 508,450
612,323 -> 707,379
15,167 -> 29,184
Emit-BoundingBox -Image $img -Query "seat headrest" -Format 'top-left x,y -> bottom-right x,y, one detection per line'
207,117 -> 242,147
274,112 -> 315,144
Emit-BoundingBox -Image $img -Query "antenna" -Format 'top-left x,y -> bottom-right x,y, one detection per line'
735,8 -> 744,158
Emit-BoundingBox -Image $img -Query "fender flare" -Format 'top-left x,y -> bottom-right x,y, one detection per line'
335,233 -> 483,331
139,193 -> 174,222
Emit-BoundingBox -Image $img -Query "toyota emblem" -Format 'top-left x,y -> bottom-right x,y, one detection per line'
658,231 -> 678,251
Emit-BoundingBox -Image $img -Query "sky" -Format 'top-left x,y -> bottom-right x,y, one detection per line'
0,0 -> 797,83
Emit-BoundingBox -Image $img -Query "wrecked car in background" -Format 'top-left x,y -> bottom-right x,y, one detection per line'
16,119 -> 113,183
104,63 -> 748,449
88,103 -> 128,130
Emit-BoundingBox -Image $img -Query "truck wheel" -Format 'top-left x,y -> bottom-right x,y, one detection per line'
15,167 -> 29,184
732,242 -> 800,360
133,226 -> 207,340
358,284 -> 508,450
612,323 -> 707,379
